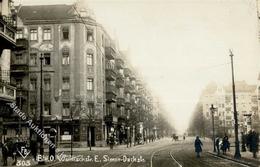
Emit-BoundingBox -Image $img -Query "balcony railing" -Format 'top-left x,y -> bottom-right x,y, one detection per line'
116,58 -> 124,69
124,68 -> 131,77
0,15 -> 16,28
106,84 -> 116,102
105,47 -> 116,60
15,38 -> 29,50
116,77 -> 124,88
0,81 -> 16,101
106,84 -> 116,94
105,68 -> 116,81
116,97 -> 125,106
0,14 -> 16,46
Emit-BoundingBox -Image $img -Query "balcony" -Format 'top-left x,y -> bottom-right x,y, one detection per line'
105,47 -> 116,60
116,58 -> 124,69
16,87 -> 29,100
124,68 -> 131,77
118,116 -> 127,124
130,74 -> 136,80
104,114 -> 118,124
0,15 -> 16,51
106,85 -> 116,102
0,81 -> 16,102
106,68 -> 116,81
10,59 -> 29,75
14,38 -> 28,51
117,97 -> 125,106
116,77 -> 124,88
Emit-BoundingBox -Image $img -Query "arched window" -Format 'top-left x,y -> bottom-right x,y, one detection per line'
62,47 -> 70,65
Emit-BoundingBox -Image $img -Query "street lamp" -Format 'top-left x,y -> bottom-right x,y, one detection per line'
38,53 -> 45,165
18,91 -> 22,138
229,50 -> 241,159
210,104 -> 217,152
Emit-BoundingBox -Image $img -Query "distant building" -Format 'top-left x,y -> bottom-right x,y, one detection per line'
199,81 -> 258,136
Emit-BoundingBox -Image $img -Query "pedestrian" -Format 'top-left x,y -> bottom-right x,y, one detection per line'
30,132 -> 38,161
215,137 -> 220,155
221,136 -> 229,155
250,130 -> 259,158
194,136 -> 203,158
2,141 -> 9,166
241,132 -> 247,152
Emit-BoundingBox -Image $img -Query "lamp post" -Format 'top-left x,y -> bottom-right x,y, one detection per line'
70,104 -> 74,157
18,91 -> 22,138
210,104 -> 217,152
229,50 -> 241,159
38,53 -> 45,165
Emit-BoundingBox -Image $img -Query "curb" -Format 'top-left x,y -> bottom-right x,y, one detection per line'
207,151 -> 258,167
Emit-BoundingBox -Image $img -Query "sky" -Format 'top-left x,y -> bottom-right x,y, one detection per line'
14,0 -> 260,133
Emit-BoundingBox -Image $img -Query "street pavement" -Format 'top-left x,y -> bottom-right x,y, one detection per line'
39,137 -> 256,167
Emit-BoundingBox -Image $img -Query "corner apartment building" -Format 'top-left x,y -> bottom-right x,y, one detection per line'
0,0 -> 16,142
10,3 -> 111,146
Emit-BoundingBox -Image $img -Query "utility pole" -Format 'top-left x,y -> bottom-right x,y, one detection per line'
229,50 -> 241,159
39,53 -> 45,165
210,104 -> 217,152
70,104 -> 74,157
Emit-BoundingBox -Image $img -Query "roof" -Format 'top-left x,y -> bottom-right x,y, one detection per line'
224,81 -> 256,93
17,5 -> 76,21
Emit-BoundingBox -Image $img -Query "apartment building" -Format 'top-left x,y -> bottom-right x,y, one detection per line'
199,81 -> 258,136
7,2 -> 161,147
8,3 -> 108,146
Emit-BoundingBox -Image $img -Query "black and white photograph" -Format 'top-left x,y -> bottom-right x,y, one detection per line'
0,0 -> 260,166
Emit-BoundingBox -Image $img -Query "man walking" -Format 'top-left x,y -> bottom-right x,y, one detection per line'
250,130 -> 259,158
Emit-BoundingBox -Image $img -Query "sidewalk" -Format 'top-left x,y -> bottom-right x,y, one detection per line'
1,138 -> 165,167
208,149 -> 260,167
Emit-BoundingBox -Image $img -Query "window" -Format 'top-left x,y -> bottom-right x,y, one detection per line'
62,48 -> 70,65
86,29 -> 94,42
88,103 -> 94,116
30,29 -> 38,41
30,53 -> 37,66
87,78 -> 93,90
62,77 -> 70,90
16,79 -> 22,88
86,53 -> 93,66
16,29 -> 23,39
62,103 -> 70,116
15,53 -> 23,64
44,103 -> 51,115
62,27 -> 69,40
30,78 -> 37,91
44,78 -> 51,91
30,104 -> 37,115
43,28 -> 51,40
44,53 -> 51,65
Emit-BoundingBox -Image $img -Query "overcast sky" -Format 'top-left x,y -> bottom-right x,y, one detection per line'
15,0 -> 260,133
